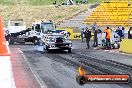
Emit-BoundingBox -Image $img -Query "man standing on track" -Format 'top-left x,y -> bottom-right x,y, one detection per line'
93,29 -> 98,47
85,27 -> 91,49
104,26 -> 111,49
81,28 -> 85,42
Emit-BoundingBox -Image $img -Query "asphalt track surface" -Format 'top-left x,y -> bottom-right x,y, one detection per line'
10,40 -> 132,88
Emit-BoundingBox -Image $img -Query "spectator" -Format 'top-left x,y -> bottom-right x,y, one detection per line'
4,30 -> 10,41
97,27 -> 102,47
53,1 -> 56,5
82,0 -> 88,4
92,22 -> 97,30
67,0 -> 74,5
62,2 -> 65,5
128,27 -> 132,39
104,26 -> 111,49
81,28 -> 85,42
122,27 -> 125,39
116,26 -> 124,41
85,27 -> 91,49
116,27 -> 123,41
93,29 -> 98,47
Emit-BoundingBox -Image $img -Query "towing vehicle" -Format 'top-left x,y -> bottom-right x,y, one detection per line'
5,20 -> 56,44
5,19 -> 27,44
24,20 -> 56,44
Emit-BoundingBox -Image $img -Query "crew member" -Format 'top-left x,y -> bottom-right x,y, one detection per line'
81,28 -> 85,42
104,26 -> 111,49
4,29 -> 10,41
93,29 -> 98,47
116,27 -> 123,42
128,27 -> 132,39
92,22 -> 96,30
85,27 -> 91,49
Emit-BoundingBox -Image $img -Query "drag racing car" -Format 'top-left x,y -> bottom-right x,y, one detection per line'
43,33 -> 72,53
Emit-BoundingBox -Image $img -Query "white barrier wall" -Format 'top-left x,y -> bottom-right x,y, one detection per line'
0,56 -> 16,88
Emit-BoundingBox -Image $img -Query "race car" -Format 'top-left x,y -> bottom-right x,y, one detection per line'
43,33 -> 72,53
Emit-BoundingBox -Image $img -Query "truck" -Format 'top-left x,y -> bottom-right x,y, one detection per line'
5,20 -> 56,44
5,19 -> 27,44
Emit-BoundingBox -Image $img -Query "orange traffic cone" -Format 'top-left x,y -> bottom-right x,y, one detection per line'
0,16 -> 10,56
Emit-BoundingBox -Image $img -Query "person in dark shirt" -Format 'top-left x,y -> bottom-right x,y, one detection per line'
92,22 -> 96,30
81,28 -> 85,42
116,27 -> 123,41
128,27 -> 132,39
93,29 -> 98,47
85,28 -> 91,49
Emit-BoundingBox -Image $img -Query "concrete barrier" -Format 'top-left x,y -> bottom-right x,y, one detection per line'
0,16 -> 16,88
119,39 -> 132,54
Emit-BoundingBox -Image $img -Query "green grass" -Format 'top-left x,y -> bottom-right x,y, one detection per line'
0,0 -> 102,5
88,0 -> 102,3
0,0 -> 13,5
27,0 -> 66,5
0,0 -> 66,5
0,5 -> 89,26
5,0 -> 131,5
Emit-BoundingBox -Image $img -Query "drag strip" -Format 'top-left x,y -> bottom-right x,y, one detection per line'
10,41 -> 132,88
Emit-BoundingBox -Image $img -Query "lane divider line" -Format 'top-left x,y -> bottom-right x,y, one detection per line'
103,49 -> 132,56
18,48 -> 48,88
11,62 -> 16,88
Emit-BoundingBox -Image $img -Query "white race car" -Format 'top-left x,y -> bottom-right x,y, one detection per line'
43,34 -> 72,53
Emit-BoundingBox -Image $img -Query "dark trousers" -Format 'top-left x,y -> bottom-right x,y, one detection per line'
86,38 -> 90,49
5,35 -> 10,41
93,37 -> 98,47
81,34 -> 85,42
119,36 -> 122,42
81,36 -> 84,42
106,38 -> 111,48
